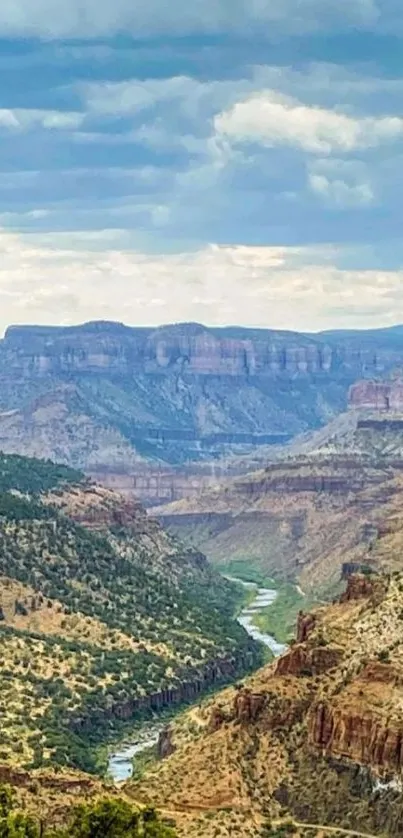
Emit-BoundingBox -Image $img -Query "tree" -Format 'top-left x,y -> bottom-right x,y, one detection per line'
63,800 -> 176,838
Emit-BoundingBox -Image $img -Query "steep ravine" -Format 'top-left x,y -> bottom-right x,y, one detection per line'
107,579 -> 288,781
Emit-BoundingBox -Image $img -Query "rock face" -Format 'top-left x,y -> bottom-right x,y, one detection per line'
296,612 -> 317,644
349,379 -> 403,411
0,322 -> 334,377
234,689 -> 266,723
308,672 -> 403,774
157,727 -> 176,760
4,321 -> 403,379
2,321 -> 403,505
339,573 -> 386,604
275,643 -> 343,677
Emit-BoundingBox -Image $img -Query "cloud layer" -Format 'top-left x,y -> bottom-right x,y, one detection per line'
215,91 -> 403,154
0,0 -> 384,38
1,229 -> 402,335
0,9 -> 401,330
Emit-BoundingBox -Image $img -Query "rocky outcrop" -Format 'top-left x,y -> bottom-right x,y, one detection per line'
90,467 -> 234,506
309,697 -> 403,773
71,653 -> 255,734
349,379 -> 403,412
233,689 -> 266,723
296,612 -> 316,643
339,573 -> 386,604
0,765 -> 94,793
236,460 -> 386,496
208,704 -> 227,732
4,322 -> 403,379
275,644 -> 343,678
157,727 -> 176,760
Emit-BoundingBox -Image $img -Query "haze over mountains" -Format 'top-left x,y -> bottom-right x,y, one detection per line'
2,319 -> 403,504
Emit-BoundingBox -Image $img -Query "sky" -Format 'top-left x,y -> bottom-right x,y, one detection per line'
0,1 -> 403,335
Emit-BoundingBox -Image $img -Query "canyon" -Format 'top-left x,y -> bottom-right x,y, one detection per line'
2,320 -> 403,505
0,452 -> 263,774
131,571 -> 403,838
154,375 -> 403,591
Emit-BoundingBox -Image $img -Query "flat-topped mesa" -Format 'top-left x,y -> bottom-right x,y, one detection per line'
349,378 -> 403,411
1,321 -> 398,378
1,321 -> 335,377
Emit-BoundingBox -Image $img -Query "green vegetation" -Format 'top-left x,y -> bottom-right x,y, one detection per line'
130,745 -> 159,782
219,559 -> 277,588
0,787 -> 176,837
57,799 -> 176,838
253,584 -> 318,645
0,453 -> 263,774
0,452 -> 82,494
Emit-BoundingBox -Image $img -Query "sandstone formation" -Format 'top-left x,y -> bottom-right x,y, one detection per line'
275,643 -> 343,677
349,378 -> 403,411
4,321 -> 403,379
157,727 -> 176,760
233,689 -> 266,723
132,572 -> 403,838
339,572 -> 386,604
0,322 -> 353,377
2,321 -> 403,507
296,611 -> 317,643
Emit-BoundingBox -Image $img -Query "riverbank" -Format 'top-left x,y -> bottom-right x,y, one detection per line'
221,560 -> 318,646
253,583 -> 317,645
107,577 -> 288,782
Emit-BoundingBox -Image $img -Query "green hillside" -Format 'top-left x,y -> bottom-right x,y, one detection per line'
0,454 -> 262,774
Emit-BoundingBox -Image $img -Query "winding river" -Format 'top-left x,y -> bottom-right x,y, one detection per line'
107,580 -> 287,782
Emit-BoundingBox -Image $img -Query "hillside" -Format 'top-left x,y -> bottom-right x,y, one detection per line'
157,459 -> 402,594
0,453 -> 262,775
0,777 -> 177,837
156,407 -> 403,596
131,571 -> 403,838
2,321 -> 403,503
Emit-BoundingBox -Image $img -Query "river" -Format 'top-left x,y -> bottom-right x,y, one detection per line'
107,579 -> 287,782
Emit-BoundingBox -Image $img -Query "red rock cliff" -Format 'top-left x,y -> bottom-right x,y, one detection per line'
349,379 -> 403,411
3,322 -> 398,379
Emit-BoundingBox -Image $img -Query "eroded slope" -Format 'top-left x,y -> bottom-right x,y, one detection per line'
132,573 -> 403,838
0,453 -> 262,773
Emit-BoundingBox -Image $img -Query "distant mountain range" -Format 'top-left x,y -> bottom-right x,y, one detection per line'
1,320 -> 403,503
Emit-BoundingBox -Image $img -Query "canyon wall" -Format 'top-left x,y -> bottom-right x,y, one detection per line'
3,320 -> 403,378
349,379 -> 403,411
2,321 -> 403,505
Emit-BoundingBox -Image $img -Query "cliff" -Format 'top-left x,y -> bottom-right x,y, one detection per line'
4,320 -> 403,379
2,321 -> 403,504
157,458 -> 403,593
349,379 -> 403,411
0,321 -> 353,377
131,572 -> 403,838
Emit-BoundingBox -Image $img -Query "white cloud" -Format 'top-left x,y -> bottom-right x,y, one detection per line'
0,228 -> 402,336
0,0 -> 380,39
0,110 -> 20,128
215,90 -> 403,154
0,109 -> 84,132
84,77 -> 198,115
309,174 -> 374,206
308,159 -> 374,206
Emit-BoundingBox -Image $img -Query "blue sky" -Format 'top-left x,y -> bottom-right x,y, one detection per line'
0,1 -> 403,334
